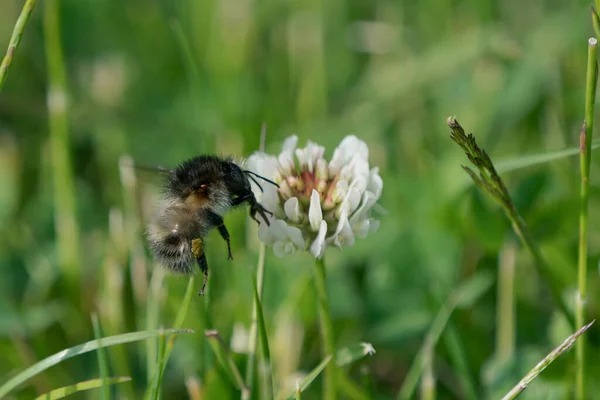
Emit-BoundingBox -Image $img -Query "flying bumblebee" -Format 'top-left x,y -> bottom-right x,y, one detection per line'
145,155 -> 278,295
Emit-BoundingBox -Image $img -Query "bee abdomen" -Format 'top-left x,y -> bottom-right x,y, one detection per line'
148,230 -> 195,274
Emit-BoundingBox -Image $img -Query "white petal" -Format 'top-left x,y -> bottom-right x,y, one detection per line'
285,225 -> 306,249
308,190 -> 323,231
278,135 -> 298,175
352,218 -> 371,239
258,222 -> 276,245
278,152 -> 295,175
310,220 -> 328,259
329,135 -> 369,174
316,158 -> 329,180
273,242 -> 287,258
368,219 -> 380,234
246,154 -> 280,197
367,167 -> 383,199
284,242 -> 296,255
284,197 -> 301,222
282,135 -> 299,153
329,211 -> 354,249
350,191 -> 377,224
337,219 -> 355,248
295,141 -> 324,173
331,179 -> 348,203
337,187 -> 361,218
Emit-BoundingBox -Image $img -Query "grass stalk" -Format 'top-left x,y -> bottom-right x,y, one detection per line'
576,37 -> 598,400
313,257 -> 336,400
420,347 -> 435,400
33,377 -> 131,400
397,271 -> 493,400
497,240 -> 516,361
500,321 -> 594,400
448,117 -> 575,328
91,314 -> 110,400
148,329 -> 167,400
0,0 -> 37,92
43,0 -> 81,291
0,329 -> 192,398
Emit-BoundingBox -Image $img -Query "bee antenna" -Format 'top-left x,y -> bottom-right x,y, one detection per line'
244,170 -> 280,188
247,174 -> 264,193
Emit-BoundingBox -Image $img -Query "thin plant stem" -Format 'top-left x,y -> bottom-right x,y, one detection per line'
497,239 -> 516,361
500,321 -> 594,400
92,314 -> 110,400
0,0 -> 37,92
448,117 -> 575,328
313,257 -> 336,400
43,0 -> 81,293
243,244 -> 266,400
420,347 -> 435,400
576,37 -> 598,400
243,122 -> 268,400
397,295 -> 456,400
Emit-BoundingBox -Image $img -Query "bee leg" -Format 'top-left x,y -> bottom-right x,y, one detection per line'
231,192 -> 273,226
206,211 -> 233,260
192,238 -> 209,295
250,201 -> 273,226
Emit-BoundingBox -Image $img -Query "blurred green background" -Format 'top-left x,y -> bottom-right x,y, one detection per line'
2,0 -> 600,399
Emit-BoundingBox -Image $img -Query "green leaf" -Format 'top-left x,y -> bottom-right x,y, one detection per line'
495,140 -> 600,174
33,377 -> 131,400
0,328 -> 192,398
285,356 -> 332,400
454,270 -> 495,309
397,271 -> 495,400
147,330 -> 167,400
204,330 -> 249,396
336,343 -> 376,367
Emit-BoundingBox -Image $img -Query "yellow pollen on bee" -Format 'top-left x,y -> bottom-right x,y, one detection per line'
191,238 -> 204,258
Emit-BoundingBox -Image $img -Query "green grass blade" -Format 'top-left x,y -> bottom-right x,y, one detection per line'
146,329 -> 167,400
0,0 -> 37,92
158,276 -> 195,381
397,271 -> 494,400
91,314 -> 110,400
500,321 -> 594,400
336,343 -> 376,367
495,140 -> 600,174
0,328 -> 192,398
172,276 -> 195,329
146,269 -> 165,383
251,274 -> 274,399
285,356 -> 332,400
295,378 -> 301,400
205,330 -> 249,396
33,377 -> 131,400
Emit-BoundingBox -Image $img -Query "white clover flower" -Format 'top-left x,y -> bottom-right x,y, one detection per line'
246,135 -> 383,259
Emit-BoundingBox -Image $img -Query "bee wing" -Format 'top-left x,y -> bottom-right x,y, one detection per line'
119,156 -> 173,185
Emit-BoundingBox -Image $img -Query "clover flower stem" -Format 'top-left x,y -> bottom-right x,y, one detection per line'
576,37 -> 597,400
242,243 -> 267,400
313,257 -> 337,400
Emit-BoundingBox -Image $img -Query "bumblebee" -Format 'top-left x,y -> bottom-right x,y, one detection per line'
146,155 -> 277,294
